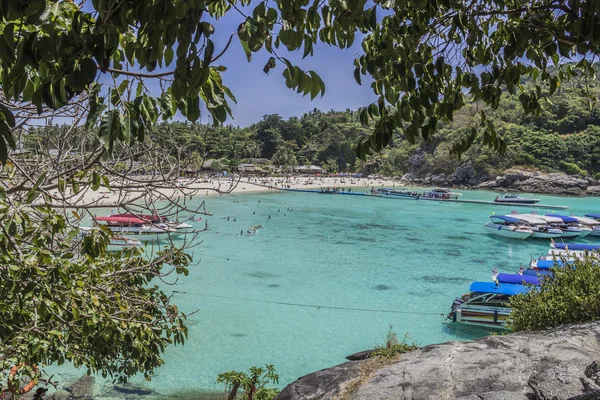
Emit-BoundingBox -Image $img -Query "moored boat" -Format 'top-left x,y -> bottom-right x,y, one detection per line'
506,214 -> 562,239
91,216 -> 181,241
584,214 -> 600,237
545,214 -> 592,237
483,216 -> 533,240
522,214 -> 583,239
110,213 -> 194,233
448,282 -> 530,329
551,242 -> 600,251
107,236 -> 143,251
374,188 -> 419,199
494,193 -> 540,204
421,188 -> 462,200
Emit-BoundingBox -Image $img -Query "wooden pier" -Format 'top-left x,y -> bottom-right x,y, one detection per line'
279,188 -> 568,209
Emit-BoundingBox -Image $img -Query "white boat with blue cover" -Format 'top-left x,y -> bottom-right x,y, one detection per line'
497,273 -> 541,285
530,259 -> 571,270
583,214 -> 600,237
448,282 -> 530,329
545,214 -> 592,237
484,216 -> 533,240
523,214 -> 583,238
506,214 -> 562,239
551,242 -> 600,251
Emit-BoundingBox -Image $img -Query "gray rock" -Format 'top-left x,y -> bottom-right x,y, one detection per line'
408,149 -> 427,171
66,376 -> 95,399
430,173 -> 446,184
401,173 -> 416,182
528,364 -> 587,400
587,186 -> 600,196
510,173 -> 588,195
276,322 -> 600,400
346,350 -> 375,361
276,361 -> 364,400
452,163 -> 476,183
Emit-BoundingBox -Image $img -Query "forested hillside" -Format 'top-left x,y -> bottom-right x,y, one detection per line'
145,65 -> 600,180
22,67 -> 600,180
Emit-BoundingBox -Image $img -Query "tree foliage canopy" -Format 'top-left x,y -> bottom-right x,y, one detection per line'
1,0 -> 599,163
509,254 -> 600,332
0,185 -> 192,391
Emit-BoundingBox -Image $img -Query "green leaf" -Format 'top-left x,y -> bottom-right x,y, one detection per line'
187,96 -> 201,122
240,39 -> 252,62
164,47 -> 174,66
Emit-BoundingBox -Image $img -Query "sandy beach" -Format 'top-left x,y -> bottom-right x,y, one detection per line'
70,176 -> 408,208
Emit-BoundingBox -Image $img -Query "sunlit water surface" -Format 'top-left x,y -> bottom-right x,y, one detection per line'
48,188 -> 600,398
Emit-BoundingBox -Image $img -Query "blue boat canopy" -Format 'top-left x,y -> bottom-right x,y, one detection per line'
585,214 -> 600,219
497,273 -> 540,286
469,282 -> 530,296
535,259 -> 569,270
545,213 -> 578,222
553,243 -> 600,251
490,215 -> 520,223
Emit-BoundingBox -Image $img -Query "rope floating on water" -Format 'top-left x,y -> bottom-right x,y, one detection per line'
172,291 -> 444,316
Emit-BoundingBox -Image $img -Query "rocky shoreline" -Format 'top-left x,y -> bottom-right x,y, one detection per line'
400,164 -> 600,196
275,321 -> 600,400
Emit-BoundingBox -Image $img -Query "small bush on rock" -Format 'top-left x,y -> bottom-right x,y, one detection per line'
371,326 -> 418,359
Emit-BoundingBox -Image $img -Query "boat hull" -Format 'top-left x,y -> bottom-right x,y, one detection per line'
578,228 -> 593,238
100,227 -> 178,242
560,230 -> 583,239
530,229 -> 563,239
450,306 -> 511,329
107,243 -> 142,251
494,199 -> 539,204
379,192 -> 419,200
483,224 -> 532,240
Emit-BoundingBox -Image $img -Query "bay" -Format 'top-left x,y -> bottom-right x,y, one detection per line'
52,188 -> 600,397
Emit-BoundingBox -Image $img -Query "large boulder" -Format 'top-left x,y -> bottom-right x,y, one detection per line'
510,173 -> 588,195
276,322 -> 600,400
475,170 -> 591,195
408,149 -> 427,171
452,163 -> 476,184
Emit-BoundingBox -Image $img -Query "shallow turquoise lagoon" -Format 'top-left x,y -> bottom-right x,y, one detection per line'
56,189 -> 600,396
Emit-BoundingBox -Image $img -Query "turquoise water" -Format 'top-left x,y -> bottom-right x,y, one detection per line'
52,189 -> 600,396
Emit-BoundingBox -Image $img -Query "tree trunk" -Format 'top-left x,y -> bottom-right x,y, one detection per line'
226,382 -> 240,400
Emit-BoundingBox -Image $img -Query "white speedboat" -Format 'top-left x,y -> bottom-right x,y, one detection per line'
93,216 -> 180,241
506,214 -> 562,239
421,188 -> 462,200
545,214 -> 592,237
107,236 -> 143,251
374,188 -> 419,199
494,193 -> 540,204
522,214 -> 583,239
583,214 -> 600,237
484,216 -> 533,240
111,213 -> 194,233
448,282 -> 530,329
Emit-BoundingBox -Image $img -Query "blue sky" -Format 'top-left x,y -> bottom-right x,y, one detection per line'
131,9 -> 378,127
207,26 -> 378,127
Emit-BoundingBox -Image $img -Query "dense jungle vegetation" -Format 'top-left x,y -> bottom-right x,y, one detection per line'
145,67 -> 600,179
23,66 -> 600,179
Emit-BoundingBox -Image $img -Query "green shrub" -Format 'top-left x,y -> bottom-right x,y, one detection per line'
559,161 -> 587,176
509,254 -> 600,332
217,365 -> 279,400
371,326 -> 418,359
